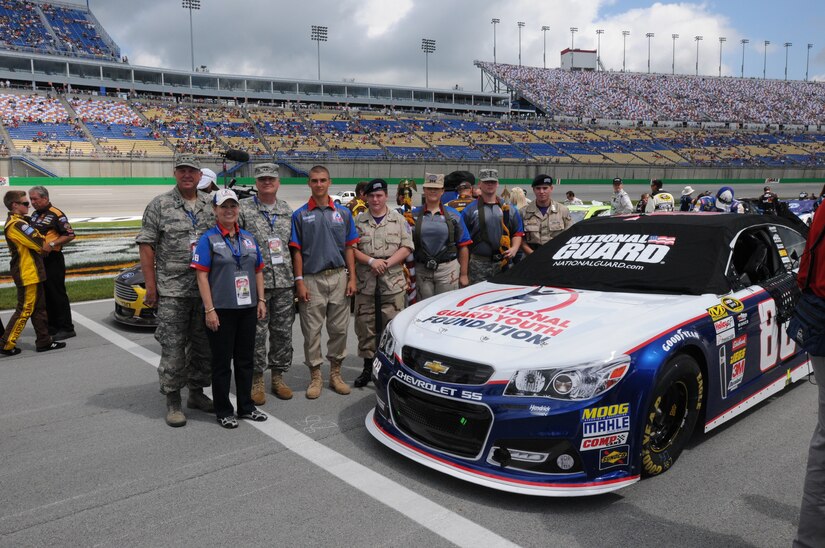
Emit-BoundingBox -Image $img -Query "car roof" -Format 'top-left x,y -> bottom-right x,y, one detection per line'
494,212 -> 801,295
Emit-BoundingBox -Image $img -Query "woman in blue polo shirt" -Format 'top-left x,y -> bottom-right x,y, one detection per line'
191,189 -> 268,429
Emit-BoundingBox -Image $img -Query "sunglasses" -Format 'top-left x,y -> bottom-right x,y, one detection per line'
14,201 -> 29,206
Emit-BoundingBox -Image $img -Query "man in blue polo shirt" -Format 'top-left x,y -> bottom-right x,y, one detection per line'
289,165 -> 358,399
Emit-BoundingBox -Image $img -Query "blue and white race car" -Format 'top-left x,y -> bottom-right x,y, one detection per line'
366,213 -> 810,496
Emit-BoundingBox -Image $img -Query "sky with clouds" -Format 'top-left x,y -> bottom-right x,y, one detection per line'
76,0 -> 825,90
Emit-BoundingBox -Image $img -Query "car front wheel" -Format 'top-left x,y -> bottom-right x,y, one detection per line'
641,354 -> 703,477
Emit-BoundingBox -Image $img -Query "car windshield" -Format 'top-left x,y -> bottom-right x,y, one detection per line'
493,213 -> 795,295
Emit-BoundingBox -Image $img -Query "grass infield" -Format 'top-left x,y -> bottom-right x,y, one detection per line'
0,277 -> 114,310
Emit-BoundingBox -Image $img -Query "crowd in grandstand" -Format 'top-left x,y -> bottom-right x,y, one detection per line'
480,62 -> 825,125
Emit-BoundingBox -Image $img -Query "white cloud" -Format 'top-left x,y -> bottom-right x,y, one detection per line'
351,0 -> 414,38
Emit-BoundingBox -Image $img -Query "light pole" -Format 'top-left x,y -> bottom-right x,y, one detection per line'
672,33 -> 679,74
596,29 -> 604,71
646,32 -> 654,73
570,27 -> 578,69
181,0 -> 200,72
622,30 -> 630,72
491,18 -> 499,65
517,21 -> 525,68
542,26 -> 550,69
784,42 -> 792,81
421,38 -> 436,88
718,37 -> 726,77
694,35 -> 703,75
310,25 -> 328,81
740,38 -> 749,78
763,40 -> 770,79
807,43 -> 814,81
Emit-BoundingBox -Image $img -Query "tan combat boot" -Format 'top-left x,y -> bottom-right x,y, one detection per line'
306,366 -> 323,399
271,372 -> 293,400
165,391 -> 186,427
329,361 -> 351,395
251,372 -> 266,405
187,387 -> 214,412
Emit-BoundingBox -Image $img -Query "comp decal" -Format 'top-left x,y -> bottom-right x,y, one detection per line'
581,432 -> 629,451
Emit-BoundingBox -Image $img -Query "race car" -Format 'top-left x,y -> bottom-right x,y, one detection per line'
366,213 -> 810,496
566,203 -> 612,224
113,264 -> 157,327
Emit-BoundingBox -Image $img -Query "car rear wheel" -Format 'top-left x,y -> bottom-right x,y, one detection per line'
641,354 -> 703,477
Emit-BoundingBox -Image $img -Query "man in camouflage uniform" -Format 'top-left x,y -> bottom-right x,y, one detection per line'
352,179 -> 414,387
520,174 -> 572,256
461,168 -> 524,284
136,154 -> 215,427
239,163 -> 295,403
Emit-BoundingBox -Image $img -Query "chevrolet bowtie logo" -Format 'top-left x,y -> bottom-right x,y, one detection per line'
423,360 -> 450,375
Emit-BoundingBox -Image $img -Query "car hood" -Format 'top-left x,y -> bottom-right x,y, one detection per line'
394,282 -> 711,373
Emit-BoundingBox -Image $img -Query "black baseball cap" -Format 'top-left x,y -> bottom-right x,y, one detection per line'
365,178 -> 388,194
532,174 -> 554,187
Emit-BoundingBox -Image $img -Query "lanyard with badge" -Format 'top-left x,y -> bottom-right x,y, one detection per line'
255,197 -> 283,265
184,208 -> 199,253
224,232 -> 252,306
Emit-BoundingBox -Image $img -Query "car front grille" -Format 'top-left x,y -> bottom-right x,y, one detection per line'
388,378 -> 492,458
401,346 -> 494,385
115,282 -> 139,301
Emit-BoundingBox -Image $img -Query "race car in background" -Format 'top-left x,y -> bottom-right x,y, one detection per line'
113,264 -> 156,327
367,213 -> 810,496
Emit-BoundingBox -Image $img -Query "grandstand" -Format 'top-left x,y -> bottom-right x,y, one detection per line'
0,0 -> 819,182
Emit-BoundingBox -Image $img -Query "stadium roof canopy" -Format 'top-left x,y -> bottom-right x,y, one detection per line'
0,50 -> 510,114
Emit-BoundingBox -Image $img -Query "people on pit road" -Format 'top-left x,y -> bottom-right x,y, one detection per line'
447,180 -> 475,212
520,174 -> 572,256
610,177 -> 634,215
679,186 -> 696,212
693,186 -> 745,213
634,193 -> 650,213
347,180 -> 369,217
28,185 -> 76,341
289,165 -> 358,399
136,154 -> 215,427
197,168 -> 219,194
351,179 -> 415,388
510,187 -> 530,209
191,189 -> 268,429
564,190 -> 583,206
0,190 -> 65,356
794,202 -> 825,548
644,179 -> 674,212
440,170 -> 462,205
410,173 -> 471,301
238,163 -> 295,404
394,178 -> 419,304
461,168 -> 524,284
759,185 -> 779,214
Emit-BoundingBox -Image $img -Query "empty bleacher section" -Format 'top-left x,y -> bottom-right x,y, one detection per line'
0,0 -> 119,60
478,62 -> 825,125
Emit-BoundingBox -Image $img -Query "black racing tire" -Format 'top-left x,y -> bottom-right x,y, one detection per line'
641,354 -> 703,477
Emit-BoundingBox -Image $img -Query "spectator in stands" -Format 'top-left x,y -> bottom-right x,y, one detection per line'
564,190 -> 583,205
28,185 -> 76,340
611,178 -> 634,215
680,186 -> 696,212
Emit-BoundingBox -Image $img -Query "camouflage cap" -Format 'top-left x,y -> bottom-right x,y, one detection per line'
174,153 -> 200,169
479,168 -> 499,182
254,163 -> 279,179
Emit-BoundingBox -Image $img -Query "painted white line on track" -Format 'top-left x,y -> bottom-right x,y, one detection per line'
72,311 -> 520,548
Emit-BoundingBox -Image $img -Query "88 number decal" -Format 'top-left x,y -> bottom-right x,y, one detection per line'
757,299 -> 796,372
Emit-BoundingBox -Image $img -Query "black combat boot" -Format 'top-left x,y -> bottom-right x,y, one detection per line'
354,357 -> 373,388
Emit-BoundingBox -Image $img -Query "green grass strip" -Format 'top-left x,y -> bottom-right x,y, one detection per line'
0,277 -> 114,311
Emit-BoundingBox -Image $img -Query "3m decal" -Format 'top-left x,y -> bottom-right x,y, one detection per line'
580,432 -> 629,451
707,304 -> 728,321
599,445 -> 630,469
721,297 -> 744,313
728,359 -> 745,392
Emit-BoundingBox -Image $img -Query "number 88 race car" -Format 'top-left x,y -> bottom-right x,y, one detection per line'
366,213 -> 810,496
